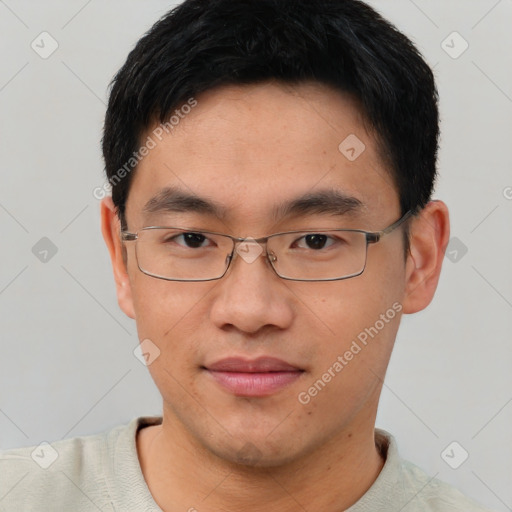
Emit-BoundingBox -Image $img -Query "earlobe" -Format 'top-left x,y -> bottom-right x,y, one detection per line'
402,200 -> 450,314
100,197 -> 136,319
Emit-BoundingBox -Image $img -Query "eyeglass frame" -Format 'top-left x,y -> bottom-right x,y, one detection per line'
120,208 -> 416,282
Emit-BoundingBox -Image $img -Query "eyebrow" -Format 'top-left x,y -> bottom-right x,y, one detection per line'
143,187 -> 230,219
272,189 -> 364,221
142,186 -> 364,222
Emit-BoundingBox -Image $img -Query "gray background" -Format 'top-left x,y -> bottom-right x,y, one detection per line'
0,1 -> 511,510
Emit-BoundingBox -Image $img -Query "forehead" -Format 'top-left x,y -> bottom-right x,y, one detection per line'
126,81 -> 399,228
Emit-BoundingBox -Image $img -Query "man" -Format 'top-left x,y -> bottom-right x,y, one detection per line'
0,0 -> 495,510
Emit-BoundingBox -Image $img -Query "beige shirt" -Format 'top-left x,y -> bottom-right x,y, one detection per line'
0,416 -> 494,511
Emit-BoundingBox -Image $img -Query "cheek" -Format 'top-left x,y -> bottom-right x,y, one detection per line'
128,249 -> 202,329
295,264 -> 403,338
292,260 -> 404,388
129,271 -> 213,362
130,278 -> 211,406
293,289 -> 402,430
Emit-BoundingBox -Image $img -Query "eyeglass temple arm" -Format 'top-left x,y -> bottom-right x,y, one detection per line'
366,208 -> 417,244
121,231 -> 137,241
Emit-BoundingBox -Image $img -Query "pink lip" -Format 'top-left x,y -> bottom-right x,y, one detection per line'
203,357 -> 304,397
206,356 -> 301,372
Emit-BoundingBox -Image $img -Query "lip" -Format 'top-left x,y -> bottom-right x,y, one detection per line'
203,356 -> 304,397
205,356 -> 302,372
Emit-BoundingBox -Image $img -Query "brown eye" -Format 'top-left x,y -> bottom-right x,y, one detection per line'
304,234 -> 329,250
165,232 -> 210,248
294,234 -> 336,250
181,233 -> 208,248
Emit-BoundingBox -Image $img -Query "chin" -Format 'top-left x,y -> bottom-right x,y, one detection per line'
203,431 -> 309,470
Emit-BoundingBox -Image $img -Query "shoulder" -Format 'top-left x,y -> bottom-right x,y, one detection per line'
349,429 -> 496,512
399,457 -> 494,512
0,418 -> 139,511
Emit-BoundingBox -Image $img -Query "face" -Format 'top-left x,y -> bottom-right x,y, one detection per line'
110,82 -> 412,466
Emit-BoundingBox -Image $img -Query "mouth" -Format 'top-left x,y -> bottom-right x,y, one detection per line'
202,356 -> 305,397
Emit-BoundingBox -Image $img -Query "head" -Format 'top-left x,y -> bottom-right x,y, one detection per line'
101,0 -> 449,467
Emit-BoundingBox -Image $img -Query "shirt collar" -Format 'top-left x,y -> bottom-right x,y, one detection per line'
109,418 -> 410,512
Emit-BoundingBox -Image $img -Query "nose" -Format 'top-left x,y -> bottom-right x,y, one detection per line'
209,240 -> 294,335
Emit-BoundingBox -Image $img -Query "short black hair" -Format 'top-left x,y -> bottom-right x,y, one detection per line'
102,0 -> 439,240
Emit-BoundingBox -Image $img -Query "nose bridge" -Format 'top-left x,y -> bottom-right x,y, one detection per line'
210,235 -> 294,333
230,236 -> 272,269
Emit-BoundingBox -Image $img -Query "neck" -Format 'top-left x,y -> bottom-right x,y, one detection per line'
137,407 -> 385,512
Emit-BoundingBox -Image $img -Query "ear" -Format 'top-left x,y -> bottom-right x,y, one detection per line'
402,200 -> 450,314
100,197 -> 136,319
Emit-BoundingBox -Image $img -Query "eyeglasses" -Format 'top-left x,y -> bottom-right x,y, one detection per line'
121,209 -> 414,282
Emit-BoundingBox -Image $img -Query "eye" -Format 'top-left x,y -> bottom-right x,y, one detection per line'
294,233 -> 336,250
168,232 -> 212,249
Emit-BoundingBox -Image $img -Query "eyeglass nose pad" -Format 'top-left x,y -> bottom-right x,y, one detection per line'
268,250 -> 277,263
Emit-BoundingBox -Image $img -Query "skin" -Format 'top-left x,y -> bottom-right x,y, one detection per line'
101,81 -> 450,512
